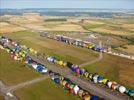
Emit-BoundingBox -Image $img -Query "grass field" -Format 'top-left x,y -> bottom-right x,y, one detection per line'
84,54 -> 134,89
1,15 -> 134,99
1,31 -> 98,64
0,49 -> 42,86
0,31 -> 82,100
15,79 -> 80,100
0,30 -> 134,90
0,50 -> 80,100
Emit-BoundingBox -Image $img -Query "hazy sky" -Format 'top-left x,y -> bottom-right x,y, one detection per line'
0,0 -> 134,9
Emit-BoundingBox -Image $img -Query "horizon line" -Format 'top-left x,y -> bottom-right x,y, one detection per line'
1,8 -> 134,10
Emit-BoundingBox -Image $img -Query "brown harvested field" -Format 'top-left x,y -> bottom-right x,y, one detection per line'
122,24 -> 134,31
47,23 -> 86,32
117,45 -> 134,54
0,22 -> 26,33
25,23 -> 86,32
90,27 -> 134,36
9,15 -> 44,24
8,15 -> 86,32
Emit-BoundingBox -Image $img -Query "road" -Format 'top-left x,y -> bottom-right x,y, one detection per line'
0,34 -> 131,100
1,42 -> 130,100
6,21 -> 134,60
31,54 -> 130,100
79,41 -> 103,67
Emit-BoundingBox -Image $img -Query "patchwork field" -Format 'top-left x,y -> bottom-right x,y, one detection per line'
15,79 -> 80,100
82,19 -> 134,38
0,12 -> 134,100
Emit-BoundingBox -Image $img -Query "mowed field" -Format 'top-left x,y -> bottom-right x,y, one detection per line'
84,53 -> 134,88
15,79 -> 80,100
0,31 -> 84,99
0,49 -> 42,86
0,50 -> 80,100
1,31 -> 98,64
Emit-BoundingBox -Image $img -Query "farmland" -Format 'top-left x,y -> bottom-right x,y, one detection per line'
82,18 -> 134,38
0,13 -> 134,100
1,30 -> 134,89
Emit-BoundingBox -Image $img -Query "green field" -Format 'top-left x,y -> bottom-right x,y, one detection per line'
84,54 -> 134,89
1,31 -> 134,88
0,49 -> 42,86
0,31 -> 83,100
1,31 -> 98,64
82,23 -> 105,30
0,50 -> 80,100
15,79 -> 80,100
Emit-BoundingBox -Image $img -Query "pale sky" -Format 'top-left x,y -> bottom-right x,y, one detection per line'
0,0 -> 134,9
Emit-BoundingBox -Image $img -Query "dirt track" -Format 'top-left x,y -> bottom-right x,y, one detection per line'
0,75 -> 49,100
0,22 -> 132,100
79,41 -> 103,67
30,54 -> 129,100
